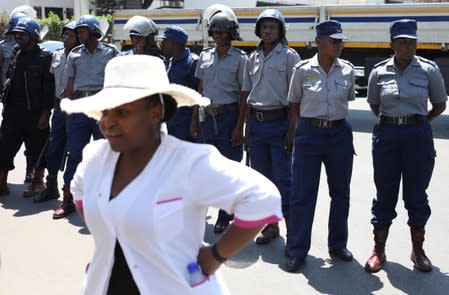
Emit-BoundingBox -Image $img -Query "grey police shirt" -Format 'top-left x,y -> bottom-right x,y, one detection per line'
288,54 -> 355,120
65,42 -> 119,91
0,39 -> 16,84
51,48 -> 69,99
243,43 -> 300,110
367,56 -> 447,117
195,47 -> 248,105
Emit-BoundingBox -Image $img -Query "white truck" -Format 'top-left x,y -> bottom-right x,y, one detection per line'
112,3 -> 449,92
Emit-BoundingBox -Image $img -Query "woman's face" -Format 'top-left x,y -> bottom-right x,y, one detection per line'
317,36 -> 343,59
391,37 -> 417,62
99,97 -> 163,153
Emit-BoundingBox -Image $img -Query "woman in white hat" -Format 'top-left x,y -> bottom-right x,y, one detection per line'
61,55 -> 282,295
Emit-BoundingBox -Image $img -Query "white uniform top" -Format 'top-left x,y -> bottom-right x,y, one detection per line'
71,134 -> 282,295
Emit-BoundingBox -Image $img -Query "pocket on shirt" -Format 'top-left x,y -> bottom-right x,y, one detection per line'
408,78 -> 429,104
200,63 -> 214,82
377,79 -> 398,105
303,80 -> 322,101
336,79 -> 352,101
221,65 -> 238,84
268,63 -> 287,86
153,197 -> 184,242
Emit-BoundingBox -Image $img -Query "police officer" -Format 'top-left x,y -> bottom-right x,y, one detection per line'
0,17 -> 54,197
1,9 -> 39,184
56,15 -> 118,219
120,15 -> 162,58
242,9 -> 300,246
194,10 -> 248,233
158,25 -> 199,141
33,21 -> 79,204
365,19 -> 447,273
285,20 -> 355,272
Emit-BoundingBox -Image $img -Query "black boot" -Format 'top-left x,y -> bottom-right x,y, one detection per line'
33,174 -> 60,203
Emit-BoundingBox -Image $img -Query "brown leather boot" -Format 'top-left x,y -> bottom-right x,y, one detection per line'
33,174 -> 60,203
23,168 -> 46,198
0,170 -> 10,196
256,223 -> 280,245
24,156 -> 35,183
53,186 -> 75,219
365,227 -> 389,273
410,226 -> 433,272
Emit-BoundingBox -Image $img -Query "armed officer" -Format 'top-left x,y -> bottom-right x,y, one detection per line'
0,17 -> 54,197
159,25 -> 199,141
33,21 -> 80,206
194,9 -> 248,233
242,9 -> 300,247
286,20 -> 355,272
119,15 -> 163,58
365,19 -> 447,273
56,15 -> 118,219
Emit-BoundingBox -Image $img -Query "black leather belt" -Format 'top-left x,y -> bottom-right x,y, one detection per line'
301,117 -> 345,128
381,115 -> 419,125
250,107 -> 288,122
205,103 -> 238,117
73,90 -> 101,98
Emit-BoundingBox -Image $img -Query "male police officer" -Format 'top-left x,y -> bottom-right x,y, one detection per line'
0,17 -> 54,197
242,9 -> 300,247
120,15 -> 162,57
194,10 -> 248,233
55,15 -> 118,219
33,21 -> 80,205
159,25 -> 199,141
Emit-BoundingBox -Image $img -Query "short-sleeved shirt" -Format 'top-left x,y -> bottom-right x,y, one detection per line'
167,48 -> 199,91
51,48 -> 69,99
243,43 -> 300,110
367,56 -> 447,117
195,47 -> 248,105
0,39 -> 16,84
65,42 -> 119,91
288,54 -> 355,120
71,135 -> 282,294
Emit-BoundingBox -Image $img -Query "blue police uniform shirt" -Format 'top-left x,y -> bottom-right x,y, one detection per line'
0,38 -> 16,84
243,42 -> 300,110
195,47 -> 248,105
288,54 -> 355,120
367,56 -> 447,117
65,42 -> 119,91
167,48 -> 199,90
51,48 -> 69,99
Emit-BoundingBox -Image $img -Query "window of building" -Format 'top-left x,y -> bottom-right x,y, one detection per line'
33,6 -> 42,18
45,7 -> 63,19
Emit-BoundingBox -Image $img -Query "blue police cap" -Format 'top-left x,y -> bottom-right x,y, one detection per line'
390,19 -> 418,39
157,25 -> 188,45
316,20 -> 348,40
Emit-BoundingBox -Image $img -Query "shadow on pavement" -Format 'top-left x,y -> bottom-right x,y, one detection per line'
383,262 -> 449,295
347,110 -> 449,139
284,255 -> 384,295
0,183 -> 59,217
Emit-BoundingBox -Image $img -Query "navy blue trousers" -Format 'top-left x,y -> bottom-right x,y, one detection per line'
371,118 -> 434,229
196,109 -> 243,222
289,120 -> 354,259
247,117 -> 291,218
63,113 -> 103,187
45,105 -> 67,175
167,106 -> 195,142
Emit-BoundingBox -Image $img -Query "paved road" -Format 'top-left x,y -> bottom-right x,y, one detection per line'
1,99 -> 448,294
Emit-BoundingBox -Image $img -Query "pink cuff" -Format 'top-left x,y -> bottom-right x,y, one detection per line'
74,200 -> 83,209
233,215 -> 281,229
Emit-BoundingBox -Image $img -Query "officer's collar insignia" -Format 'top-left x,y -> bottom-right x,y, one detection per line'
305,75 -> 317,81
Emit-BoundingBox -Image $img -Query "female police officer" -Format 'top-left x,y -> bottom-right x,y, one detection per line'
365,19 -> 446,273
285,20 -> 355,271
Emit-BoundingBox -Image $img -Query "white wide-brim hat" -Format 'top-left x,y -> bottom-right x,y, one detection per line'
60,55 -> 210,121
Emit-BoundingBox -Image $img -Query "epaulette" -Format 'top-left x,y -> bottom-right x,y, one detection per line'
39,47 -> 53,58
202,46 -> 214,52
340,58 -> 354,69
373,59 -> 389,69
294,59 -> 310,69
101,42 -> 118,51
416,56 -> 437,68
71,44 -> 84,52
233,47 -> 247,56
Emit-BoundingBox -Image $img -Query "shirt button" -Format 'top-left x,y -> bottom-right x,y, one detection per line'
134,265 -> 138,269
98,193 -> 102,197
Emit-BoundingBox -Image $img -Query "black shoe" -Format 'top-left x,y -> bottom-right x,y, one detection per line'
33,189 -> 60,203
213,219 -> 230,234
329,248 -> 353,261
286,256 -> 305,272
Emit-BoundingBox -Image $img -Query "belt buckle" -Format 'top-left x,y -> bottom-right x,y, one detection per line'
396,116 -> 406,125
208,107 -> 218,117
256,111 -> 264,122
320,119 -> 329,128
